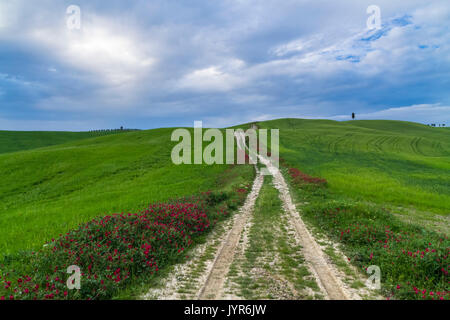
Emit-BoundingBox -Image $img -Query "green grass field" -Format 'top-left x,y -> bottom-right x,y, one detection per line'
0,129 -> 253,257
258,119 -> 450,215
0,118 -> 448,300
0,119 -> 448,257
0,130 -> 134,155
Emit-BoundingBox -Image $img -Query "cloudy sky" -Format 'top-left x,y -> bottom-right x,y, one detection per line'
0,0 -> 449,130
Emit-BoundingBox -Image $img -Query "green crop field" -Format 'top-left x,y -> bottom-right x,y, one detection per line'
260,119 -> 449,299
0,119 -> 448,301
0,130 -> 134,155
1,119 -> 448,257
0,128 -> 254,257
258,119 -> 450,215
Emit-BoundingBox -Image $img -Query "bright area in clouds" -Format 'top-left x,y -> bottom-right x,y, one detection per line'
0,0 -> 449,130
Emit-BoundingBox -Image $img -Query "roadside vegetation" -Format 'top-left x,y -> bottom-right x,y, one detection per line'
0,188 -> 251,300
284,164 -> 449,300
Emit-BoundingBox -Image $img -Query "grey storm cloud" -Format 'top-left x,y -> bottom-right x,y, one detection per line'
0,0 -> 449,130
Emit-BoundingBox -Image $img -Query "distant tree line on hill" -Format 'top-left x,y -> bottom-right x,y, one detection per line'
88,127 -> 141,136
428,124 -> 446,127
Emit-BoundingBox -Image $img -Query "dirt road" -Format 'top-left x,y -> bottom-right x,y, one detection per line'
144,134 -> 354,300
197,170 -> 264,299
258,155 -> 350,300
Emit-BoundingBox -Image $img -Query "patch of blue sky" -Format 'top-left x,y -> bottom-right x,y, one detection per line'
391,15 -> 413,27
335,55 -> 360,63
360,15 -> 413,43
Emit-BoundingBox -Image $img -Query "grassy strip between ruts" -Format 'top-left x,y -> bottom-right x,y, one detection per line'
0,185 -> 252,300
284,163 -> 449,300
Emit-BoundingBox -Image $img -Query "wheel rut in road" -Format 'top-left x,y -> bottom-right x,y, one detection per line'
197,170 -> 264,300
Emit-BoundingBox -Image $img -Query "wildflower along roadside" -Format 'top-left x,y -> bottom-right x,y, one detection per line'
286,165 -> 449,301
0,190 -> 249,300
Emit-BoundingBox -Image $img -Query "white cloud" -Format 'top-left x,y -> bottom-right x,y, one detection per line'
270,37 -> 318,57
31,22 -> 156,87
265,3 -> 450,82
1,0 -> 449,129
177,59 -> 247,92
0,1 -> 18,29
413,2 -> 450,25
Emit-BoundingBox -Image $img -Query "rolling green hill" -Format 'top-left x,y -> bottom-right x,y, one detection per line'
258,119 -> 450,214
0,119 -> 448,301
0,129 -> 253,256
0,119 -> 448,257
0,130 -> 133,155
